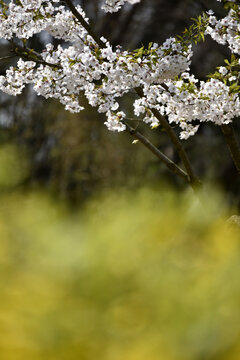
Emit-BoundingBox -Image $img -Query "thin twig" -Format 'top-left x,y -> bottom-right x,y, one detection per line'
124,121 -> 189,182
0,55 -> 17,62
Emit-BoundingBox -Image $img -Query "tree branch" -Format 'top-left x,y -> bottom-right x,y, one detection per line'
124,122 -> 189,182
221,123 -> 240,174
65,0 -> 106,48
11,42 -> 62,69
6,1 -> 200,188
9,44 -> 190,183
64,0 -> 201,188
135,87 -> 201,188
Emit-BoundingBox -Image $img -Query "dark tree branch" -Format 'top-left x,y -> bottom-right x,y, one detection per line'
9,42 -> 62,69
65,0 -> 106,48
221,123 -> 240,174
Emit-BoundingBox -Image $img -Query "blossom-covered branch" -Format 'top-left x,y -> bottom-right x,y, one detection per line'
0,0 -> 240,184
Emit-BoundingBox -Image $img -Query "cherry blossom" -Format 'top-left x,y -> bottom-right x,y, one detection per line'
0,0 -> 239,145
102,0 -> 140,13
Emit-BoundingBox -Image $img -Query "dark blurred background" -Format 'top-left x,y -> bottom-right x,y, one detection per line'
0,0 -> 239,204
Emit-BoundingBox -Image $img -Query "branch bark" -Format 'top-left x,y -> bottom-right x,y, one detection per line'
221,123 -> 240,174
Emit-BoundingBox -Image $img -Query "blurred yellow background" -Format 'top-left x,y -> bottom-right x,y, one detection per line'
0,144 -> 239,360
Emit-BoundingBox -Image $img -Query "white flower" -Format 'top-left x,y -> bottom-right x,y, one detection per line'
219,66 -> 228,75
102,0 -> 140,13
104,111 -> 126,132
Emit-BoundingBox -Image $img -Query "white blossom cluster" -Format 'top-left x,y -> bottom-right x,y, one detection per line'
102,0 -> 140,13
0,0 -> 88,41
206,5 -> 240,54
0,1 -> 192,132
0,0 -> 239,138
135,74 -> 240,139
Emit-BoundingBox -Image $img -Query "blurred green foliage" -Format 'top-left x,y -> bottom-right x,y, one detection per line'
0,143 -> 29,190
0,143 -> 239,360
